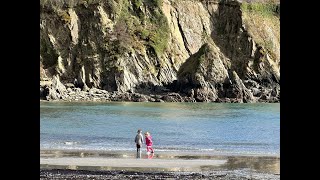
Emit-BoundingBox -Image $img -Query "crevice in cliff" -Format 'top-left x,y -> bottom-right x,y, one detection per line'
209,1 -> 249,79
205,6 -> 212,18
174,8 -> 192,56
203,0 -> 217,17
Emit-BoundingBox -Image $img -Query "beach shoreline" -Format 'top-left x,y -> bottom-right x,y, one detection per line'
40,149 -> 280,179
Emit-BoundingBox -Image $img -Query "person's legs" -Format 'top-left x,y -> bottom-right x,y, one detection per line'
147,152 -> 154,159
137,147 -> 141,158
146,146 -> 154,153
147,146 -> 151,153
136,144 -> 141,158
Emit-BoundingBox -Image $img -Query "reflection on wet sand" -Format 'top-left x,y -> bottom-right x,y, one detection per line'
220,156 -> 280,174
40,150 -> 279,174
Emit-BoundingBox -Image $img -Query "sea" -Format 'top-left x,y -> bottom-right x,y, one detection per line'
40,102 -> 279,156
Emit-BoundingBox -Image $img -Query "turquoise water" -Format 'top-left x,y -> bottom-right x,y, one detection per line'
40,102 -> 280,155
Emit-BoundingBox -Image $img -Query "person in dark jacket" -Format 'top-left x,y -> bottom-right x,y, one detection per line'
134,129 -> 144,158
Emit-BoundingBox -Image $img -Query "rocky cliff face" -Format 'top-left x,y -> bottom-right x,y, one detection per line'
40,0 -> 280,102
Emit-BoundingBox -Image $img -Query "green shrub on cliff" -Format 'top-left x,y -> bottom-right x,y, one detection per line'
148,12 -> 169,56
150,0 -> 163,7
111,0 -> 169,57
241,0 -> 279,17
241,0 -> 279,60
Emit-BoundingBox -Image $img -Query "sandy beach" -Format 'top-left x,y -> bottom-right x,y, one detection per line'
40,149 -> 280,179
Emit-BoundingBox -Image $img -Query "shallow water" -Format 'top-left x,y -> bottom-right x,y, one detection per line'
40,102 -> 279,156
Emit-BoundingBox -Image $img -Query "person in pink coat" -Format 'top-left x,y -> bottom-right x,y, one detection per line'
144,132 -> 154,154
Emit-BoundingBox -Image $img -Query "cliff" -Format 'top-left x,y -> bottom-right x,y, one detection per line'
40,0 -> 280,102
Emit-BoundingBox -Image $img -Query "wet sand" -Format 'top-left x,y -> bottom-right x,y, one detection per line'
40,149 -> 280,179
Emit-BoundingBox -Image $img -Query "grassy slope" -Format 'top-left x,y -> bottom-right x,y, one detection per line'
241,1 -> 280,61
